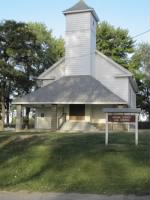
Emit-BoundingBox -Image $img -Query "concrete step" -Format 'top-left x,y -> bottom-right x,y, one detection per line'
59,121 -> 99,132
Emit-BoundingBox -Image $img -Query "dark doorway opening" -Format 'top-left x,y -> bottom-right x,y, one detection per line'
69,104 -> 85,120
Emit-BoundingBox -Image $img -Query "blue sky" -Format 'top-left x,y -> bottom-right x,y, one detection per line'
0,0 -> 149,44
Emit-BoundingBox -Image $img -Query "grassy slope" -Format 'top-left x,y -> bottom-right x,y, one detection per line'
0,132 -> 149,194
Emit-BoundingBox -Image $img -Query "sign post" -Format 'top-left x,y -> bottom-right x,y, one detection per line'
105,113 -> 139,146
103,108 -> 140,146
135,114 -> 138,145
105,113 -> 108,145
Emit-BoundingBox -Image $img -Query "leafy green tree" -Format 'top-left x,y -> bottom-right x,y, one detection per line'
0,20 -> 65,126
28,22 -> 64,75
0,20 -> 34,123
0,60 -> 15,126
0,20 -> 42,125
137,43 -> 150,81
129,43 -> 150,120
96,21 -> 135,68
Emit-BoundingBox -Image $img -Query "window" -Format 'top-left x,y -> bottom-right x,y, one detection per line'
41,113 -> 45,118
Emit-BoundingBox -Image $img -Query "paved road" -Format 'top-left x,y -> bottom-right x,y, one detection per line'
0,192 -> 149,200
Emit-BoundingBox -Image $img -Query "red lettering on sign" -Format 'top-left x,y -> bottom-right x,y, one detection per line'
108,115 -> 135,123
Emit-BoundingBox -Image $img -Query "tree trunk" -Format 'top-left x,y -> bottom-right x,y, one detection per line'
6,81 -> 11,125
0,95 -> 5,131
6,97 -> 9,125
12,109 -> 14,124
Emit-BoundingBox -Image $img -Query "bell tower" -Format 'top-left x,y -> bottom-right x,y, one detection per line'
63,0 -> 99,76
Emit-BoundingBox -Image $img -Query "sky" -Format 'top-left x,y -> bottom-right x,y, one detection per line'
0,0 -> 149,44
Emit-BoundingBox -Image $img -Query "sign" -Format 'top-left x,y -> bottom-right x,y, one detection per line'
108,115 -> 135,123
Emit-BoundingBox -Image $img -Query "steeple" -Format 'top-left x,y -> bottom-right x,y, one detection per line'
64,0 -> 99,76
63,0 -> 99,22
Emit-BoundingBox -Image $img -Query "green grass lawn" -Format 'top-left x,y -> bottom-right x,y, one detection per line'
0,132 -> 149,194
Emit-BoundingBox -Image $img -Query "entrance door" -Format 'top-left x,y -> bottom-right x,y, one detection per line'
69,105 -> 85,120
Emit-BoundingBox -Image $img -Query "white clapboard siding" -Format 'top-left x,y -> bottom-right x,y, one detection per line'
66,13 -> 91,31
65,32 -> 81,46
94,53 -> 129,102
41,61 -> 65,87
65,12 -> 97,76
65,56 -> 91,75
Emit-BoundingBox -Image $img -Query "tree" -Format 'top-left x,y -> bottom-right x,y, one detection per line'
0,20 -> 42,125
0,20 -> 65,126
137,43 -> 150,81
96,21 -> 135,68
129,43 -> 150,121
0,59 -> 16,127
28,22 -> 64,75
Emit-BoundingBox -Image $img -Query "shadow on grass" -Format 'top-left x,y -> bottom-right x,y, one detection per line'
0,135 -> 50,170
0,133 -> 149,194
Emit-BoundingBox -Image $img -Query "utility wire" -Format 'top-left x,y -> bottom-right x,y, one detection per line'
64,29 -> 150,60
132,29 -> 150,38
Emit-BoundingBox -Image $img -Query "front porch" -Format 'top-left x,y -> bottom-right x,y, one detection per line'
13,75 -> 129,132
15,104 -> 130,132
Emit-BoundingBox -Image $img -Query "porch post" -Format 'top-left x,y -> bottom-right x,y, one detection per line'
16,105 -> 22,131
0,100 -> 5,131
51,104 -> 57,131
105,113 -> 109,145
135,114 -> 138,145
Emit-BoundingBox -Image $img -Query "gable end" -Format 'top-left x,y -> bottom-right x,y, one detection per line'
96,50 -> 132,76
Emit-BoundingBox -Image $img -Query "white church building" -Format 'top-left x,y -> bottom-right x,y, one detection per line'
13,0 -> 138,132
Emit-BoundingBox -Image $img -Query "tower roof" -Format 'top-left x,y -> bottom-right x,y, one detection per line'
63,0 -> 99,22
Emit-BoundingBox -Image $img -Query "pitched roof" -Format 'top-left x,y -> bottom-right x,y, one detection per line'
13,76 -> 127,105
64,0 -> 92,12
63,0 -> 99,22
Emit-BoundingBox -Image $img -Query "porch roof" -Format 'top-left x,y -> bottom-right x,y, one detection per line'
13,75 -> 127,105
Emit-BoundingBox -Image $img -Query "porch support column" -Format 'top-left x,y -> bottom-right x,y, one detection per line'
0,100 -> 5,131
105,113 -> 109,145
135,114 -> 139,145
16,105 -> 22,131
51,104 -> 57,131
